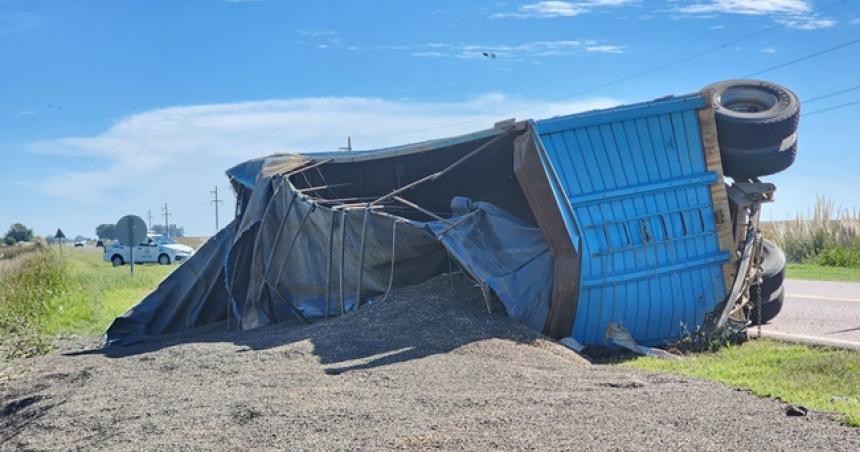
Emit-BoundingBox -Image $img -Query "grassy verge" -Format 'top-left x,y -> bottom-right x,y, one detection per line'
44,248 -> 175,335
175,236 -> 208,250
786,263 -> 860,283
0,248 -> 174,359
620,339 -> 860,426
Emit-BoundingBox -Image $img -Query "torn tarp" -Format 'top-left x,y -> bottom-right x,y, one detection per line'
425,197 -> 552,332
106,123 -> 563,347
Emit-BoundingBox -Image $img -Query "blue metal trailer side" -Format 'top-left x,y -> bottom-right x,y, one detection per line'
534,94 -> 733,346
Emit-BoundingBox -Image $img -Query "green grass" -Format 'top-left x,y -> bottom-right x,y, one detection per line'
43,248 -> 175,335
786,263 -> 860,283
1,248 -> 174,359
620,339 -> 860,426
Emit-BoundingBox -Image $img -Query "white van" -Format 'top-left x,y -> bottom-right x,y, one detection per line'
103,234 -> 194,266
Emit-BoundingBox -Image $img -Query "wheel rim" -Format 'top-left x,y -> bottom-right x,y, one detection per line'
718,85 -> 779,113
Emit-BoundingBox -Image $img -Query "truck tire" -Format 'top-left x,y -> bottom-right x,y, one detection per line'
755,239 -> 786,296
749,284 -> 784,325
705,79 -> 800,150
719,136 -> 797,179
158,254 -> 171,265
111,255 -> 124,267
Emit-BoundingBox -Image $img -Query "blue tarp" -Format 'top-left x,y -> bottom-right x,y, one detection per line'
425,197 -> 552,332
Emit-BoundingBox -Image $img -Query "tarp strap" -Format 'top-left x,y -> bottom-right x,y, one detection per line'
371,132 -> 510,206
276,202 -> 317,276
262,190 -> 298,273
325,208 -> 336,319
262,199 -> 316,322
263,277 -> 310,324
313,166 -> 340,199
392,196 -> 451,224
355,205 -> 371,309
338,209 -> 347,316
437,209 -> 481,237
379,220 -> 400,303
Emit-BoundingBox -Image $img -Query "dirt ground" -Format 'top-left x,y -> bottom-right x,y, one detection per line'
1,276 -> 858,451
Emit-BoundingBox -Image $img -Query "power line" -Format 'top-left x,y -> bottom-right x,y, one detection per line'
210,186 -> 223,232
531,0 -> 851,109
353,27 -> 777,140
162,203 -> 171,238
804,99 -> 860,116
804,84 -> 860,104
743,38 -> 860,78
351,0 -> 850,141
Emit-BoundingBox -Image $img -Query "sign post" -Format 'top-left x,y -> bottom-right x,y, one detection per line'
54,228 -> 66,256
115,215 -> 147,276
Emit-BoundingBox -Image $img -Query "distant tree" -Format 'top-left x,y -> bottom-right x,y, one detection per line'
3,236 -> 15,246
95,224 -> 117,240
151,224 -> 185,238
4,223 -> 34,244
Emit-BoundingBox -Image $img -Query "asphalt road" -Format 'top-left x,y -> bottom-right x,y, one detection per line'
759,279 -> 860,349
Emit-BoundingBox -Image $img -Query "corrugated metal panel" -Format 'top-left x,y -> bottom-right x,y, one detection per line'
534,95 -> 730,346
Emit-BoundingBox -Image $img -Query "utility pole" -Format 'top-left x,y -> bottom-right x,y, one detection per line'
162,203 -> 171,238
147,210 -> 153,231
210,186 -> 223,232
338,136 -> 352,152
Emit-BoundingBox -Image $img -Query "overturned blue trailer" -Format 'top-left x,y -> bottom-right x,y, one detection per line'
108,80 -> 798,349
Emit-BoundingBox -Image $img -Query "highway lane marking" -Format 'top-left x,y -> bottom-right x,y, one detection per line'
786,293 -> 860,303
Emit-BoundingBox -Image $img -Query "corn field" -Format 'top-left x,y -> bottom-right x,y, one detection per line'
761,196 -> 860,265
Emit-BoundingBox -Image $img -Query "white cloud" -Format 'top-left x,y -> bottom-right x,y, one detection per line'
411,51 -> 446,57
775,16 -> 836,30
28,95 -> 621,234
675,0 -> 810,15
16,110 -> 37,116
851,18 -> 860,25
760,47 -> 776,53
674,1 -> 836,30
410,40 -> 625,59
709,24 -> 725,29
585,44 -> 625,53
492,0 -> 636,19
303,39 -> 627,60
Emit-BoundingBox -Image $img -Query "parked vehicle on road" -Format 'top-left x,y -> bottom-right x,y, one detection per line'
103,235 -> 193,266
73,241 -> 85,247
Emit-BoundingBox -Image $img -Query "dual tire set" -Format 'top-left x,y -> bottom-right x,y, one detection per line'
706,80 -> 799,324
747,239 -> 786,325
706,79 -> 800,180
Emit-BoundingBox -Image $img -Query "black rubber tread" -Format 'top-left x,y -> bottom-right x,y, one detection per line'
756,239 -> 786,296
720,139 -> 797,179
706,79 -> 800,150
749,284 -> 784,325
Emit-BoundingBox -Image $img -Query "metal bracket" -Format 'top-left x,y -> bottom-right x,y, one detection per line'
727,182 -> 775,210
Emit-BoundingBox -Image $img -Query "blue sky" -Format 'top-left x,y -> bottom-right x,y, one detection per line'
2,0 -> 859,238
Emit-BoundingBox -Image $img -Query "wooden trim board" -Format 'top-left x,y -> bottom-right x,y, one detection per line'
697,90 -> 737,293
